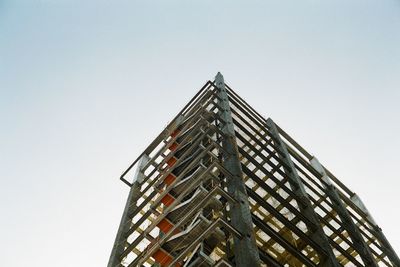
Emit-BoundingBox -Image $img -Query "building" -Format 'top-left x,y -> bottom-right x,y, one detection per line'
108,73 -> 399,267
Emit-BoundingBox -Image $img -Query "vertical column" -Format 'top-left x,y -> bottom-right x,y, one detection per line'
351,193 -> 400,266
311,157 -> 378,266
351,193 -> 377,225
374,228 -> 400,266
215,72 -> 261,267
108,155 -> 149,267
266,118 -> 339,267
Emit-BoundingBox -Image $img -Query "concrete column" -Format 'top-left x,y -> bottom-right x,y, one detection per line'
266,118 -> 339,267
215,72 -> 261,267
311,156 -> 378,267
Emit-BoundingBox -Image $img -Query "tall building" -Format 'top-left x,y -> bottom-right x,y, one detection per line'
108,73 -> 399,267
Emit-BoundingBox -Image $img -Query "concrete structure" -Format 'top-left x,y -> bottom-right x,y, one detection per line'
108,73 -> 399,267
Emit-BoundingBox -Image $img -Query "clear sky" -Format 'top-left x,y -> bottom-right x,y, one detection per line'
1,0 -> 399,266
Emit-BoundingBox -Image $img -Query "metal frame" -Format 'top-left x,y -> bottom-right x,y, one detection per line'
108,155 -> 150,267
107,73 -> 399,267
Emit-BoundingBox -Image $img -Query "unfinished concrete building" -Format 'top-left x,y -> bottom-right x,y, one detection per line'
108,73 -> 399,267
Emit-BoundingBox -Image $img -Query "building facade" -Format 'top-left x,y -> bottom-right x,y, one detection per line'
108,73 -> 399,267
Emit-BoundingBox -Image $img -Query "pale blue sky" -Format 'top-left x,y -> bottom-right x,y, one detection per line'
1,1 -> 399,266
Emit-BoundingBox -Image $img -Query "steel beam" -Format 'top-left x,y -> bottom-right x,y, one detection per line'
266,118 -> 339,267
215,72 -> 261,267
107,155 -> 149,267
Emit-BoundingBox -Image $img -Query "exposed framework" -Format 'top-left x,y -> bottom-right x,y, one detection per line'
108,73 -> 399,267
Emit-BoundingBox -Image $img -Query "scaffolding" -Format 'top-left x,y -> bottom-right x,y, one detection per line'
108,73 -> 399,267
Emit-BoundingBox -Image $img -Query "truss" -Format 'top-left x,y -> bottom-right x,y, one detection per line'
108,73 -> 399,267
